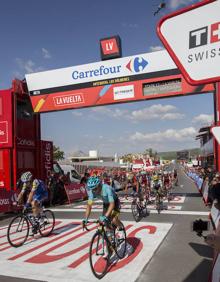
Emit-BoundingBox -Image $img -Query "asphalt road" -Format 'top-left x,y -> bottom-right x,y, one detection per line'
0,166 -> 213,282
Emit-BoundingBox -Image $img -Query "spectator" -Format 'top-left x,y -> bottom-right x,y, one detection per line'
47,170 -> 57,206
205,192 -> 220,252
80,172 -> 90,185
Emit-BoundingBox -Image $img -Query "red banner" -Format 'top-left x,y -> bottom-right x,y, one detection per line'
0,189 -> 20,213
64,183 -> 87,204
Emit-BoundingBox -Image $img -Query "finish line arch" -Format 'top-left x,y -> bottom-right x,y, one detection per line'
26,50 -> 214,113
26,49 -> 220,170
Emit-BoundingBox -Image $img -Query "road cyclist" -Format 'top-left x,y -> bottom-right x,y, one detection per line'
82,176 -> 127,260
7,171 -> 55,246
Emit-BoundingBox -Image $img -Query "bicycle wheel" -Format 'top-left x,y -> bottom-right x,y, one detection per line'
7,215 -> 29,247
89,231 -> 110,279
114,223 -> 127,259
39,209 -> 55,237
141,198 -> 148,217
131,199 -> 140,222
155,195 -> 161,214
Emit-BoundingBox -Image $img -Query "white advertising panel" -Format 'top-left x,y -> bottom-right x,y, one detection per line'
25,50 -> 176,94
158,0 -> 220,85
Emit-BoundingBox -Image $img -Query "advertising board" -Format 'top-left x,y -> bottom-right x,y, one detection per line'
26,50 -> 214,113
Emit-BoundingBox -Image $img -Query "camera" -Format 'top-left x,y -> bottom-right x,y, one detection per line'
191,219 -> 210,237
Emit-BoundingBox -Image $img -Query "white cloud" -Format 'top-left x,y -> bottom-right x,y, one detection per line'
161,113 -> 185,120
92,106 -> 129,118
149,46 -> 164,52
192,114 -> 213,125
90,104 -> 184,122
130,127 -> 197,142
169,0 -> 194,10
130,104 -> 184,121
42,48 -> 51,59
15,58 -> 44,74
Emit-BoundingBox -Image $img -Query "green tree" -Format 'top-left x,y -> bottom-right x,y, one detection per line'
53,145 -> 65,161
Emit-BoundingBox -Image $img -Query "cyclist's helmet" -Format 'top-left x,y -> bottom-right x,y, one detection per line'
21,171 -> 33,183
87,176 -> 101,190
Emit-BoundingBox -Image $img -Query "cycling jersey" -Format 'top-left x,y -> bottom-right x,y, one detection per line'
22,179 -> 48,202
87,183 -> 120,215
87,183 -> 117,204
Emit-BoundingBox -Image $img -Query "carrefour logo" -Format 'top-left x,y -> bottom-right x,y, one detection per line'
126,57 -> 148,73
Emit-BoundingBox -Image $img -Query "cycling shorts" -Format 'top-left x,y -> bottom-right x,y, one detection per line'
33,191 -> 48,203
103,197 -> 121,218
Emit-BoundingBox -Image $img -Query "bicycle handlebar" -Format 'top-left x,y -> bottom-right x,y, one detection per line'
82,220 -> 104,232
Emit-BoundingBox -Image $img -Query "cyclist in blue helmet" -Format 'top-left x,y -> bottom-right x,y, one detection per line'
82,176 -> 123,229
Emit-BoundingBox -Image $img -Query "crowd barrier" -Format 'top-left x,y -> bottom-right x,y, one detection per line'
186,169 -> 220,281
210,204 -> 220,282
186,171 -> 204,191
64,183 -> 87,204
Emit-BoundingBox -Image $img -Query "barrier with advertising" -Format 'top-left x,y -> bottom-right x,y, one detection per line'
0,189 -> 19,213
186,171 -> 203,191
64,183 -> 87,204
202,180 -> 210,204
210,203 -> 220,282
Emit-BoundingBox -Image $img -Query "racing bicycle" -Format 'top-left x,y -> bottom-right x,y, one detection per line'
83,219 -> 127,279
7,206 -> 55,247
154,187 -> 164,214
131,192 -> 148,222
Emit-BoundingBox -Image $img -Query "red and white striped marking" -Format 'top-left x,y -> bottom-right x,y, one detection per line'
94,195 -> 186,204
0,219 -> 172,282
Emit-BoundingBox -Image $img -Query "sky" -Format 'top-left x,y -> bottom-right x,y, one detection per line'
0,0 -> 214,157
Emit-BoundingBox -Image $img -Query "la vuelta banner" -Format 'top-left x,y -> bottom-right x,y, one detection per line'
64,183 -> 87,203
25,50 -> 214,113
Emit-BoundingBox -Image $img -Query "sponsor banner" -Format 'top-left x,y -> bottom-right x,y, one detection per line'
143,78 -> 181,96
26,47 -> 215,114
158,0 -> 220,85
25,50 -> 176,94
0,189 -> 20,213
41,140 -> 53,181
0,219 -> 172,282
113,85 -> 134,100
0,89 -> 13,147
28,74 -> 214,113
64,183 -> 87,203
202,181 -> 209,204
0,121 -> 8,144
210,203 -> 220,229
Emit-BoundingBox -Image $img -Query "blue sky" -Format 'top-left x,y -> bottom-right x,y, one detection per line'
0,0 -> 214,156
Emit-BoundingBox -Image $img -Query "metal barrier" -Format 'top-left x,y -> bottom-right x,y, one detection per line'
210,204 -> 220,282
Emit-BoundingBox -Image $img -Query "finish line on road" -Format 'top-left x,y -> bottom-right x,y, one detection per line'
0,219 -> 172,282
50,208 -> 209,216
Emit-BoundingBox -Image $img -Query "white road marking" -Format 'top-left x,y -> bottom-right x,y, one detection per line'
50,208 -> 209,216
0,219 -> 172,282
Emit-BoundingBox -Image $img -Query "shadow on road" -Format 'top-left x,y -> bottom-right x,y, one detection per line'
184,193 -> 203,198
189,242 -> 213,259
183,259 -> 212,282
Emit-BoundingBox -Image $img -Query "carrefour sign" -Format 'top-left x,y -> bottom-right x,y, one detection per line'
25,50 -> 176,95
158,0 -> 220,85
